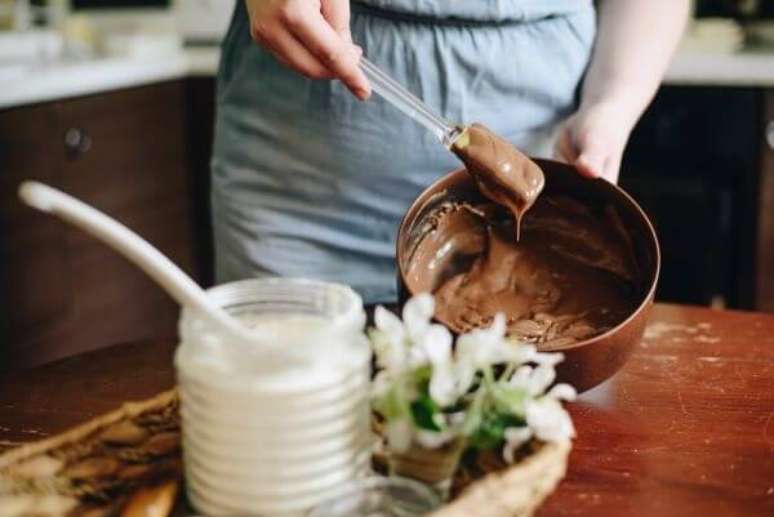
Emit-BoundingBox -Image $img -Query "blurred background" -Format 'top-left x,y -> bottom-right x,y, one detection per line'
1,0 -> 773,369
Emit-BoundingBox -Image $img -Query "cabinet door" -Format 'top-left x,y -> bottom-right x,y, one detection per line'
184,77 -> 216,287
0,103 -> 73,368
621,87 -> 761,308
51,81 -> 197,364
758,90 -> 774,312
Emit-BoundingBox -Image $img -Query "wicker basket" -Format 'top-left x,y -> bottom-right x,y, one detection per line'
433,440 -> 571,517
0,390 -> 181,516
0,390 -> 570,516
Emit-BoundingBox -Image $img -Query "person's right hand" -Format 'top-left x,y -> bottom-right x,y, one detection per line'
245,0 -> 371,100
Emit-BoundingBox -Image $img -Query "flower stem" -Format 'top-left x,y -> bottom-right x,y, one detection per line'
500,363 -> 517,383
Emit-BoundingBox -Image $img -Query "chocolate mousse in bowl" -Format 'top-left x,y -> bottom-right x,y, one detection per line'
397,154 -> 660,392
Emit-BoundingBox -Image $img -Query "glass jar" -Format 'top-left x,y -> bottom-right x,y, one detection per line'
176,278 -> 372,516
307,476 -> 442,517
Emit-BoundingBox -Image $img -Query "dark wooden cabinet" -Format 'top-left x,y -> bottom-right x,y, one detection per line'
184,78 -> 216,288
0,104 -> 71,368
757,90 -> 774,312
621,86 -> 773,311
0,81 -> 199,370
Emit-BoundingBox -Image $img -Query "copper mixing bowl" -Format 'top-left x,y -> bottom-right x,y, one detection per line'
396,159 -> 660,392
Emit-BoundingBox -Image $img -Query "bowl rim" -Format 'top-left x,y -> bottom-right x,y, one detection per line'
396,161 -> 662,352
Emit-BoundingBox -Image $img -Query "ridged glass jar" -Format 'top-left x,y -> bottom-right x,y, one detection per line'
175,278 -> 371,516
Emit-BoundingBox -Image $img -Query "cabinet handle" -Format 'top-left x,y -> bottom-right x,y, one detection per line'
64,128 -> 92,154
768,120 -> 774,151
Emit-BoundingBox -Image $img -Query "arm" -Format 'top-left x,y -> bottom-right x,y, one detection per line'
555,0 -> 691,182
245,0 -> 370,99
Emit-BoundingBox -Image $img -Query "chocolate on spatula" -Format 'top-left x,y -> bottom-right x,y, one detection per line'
452,123 -> 545,241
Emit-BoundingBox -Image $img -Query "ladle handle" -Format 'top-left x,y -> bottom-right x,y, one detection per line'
18,181 -> 250,340
360,57 -> 465,147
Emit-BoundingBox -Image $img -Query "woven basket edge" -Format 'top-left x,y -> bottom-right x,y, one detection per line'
0,388 -> 178,470
430,440 -> 572,517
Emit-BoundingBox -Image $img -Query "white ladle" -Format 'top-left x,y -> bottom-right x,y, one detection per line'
18,181 -> 261,347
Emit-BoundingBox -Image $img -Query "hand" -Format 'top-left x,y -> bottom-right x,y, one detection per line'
245,0 -> 371,99
553,101 -> 636,184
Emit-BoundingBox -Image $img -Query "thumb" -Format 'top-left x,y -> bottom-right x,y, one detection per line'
575,139 -> 606,178
554,127 -> 579,164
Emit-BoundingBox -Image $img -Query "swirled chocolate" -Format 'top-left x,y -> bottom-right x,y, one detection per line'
452,123 -> 545,241
404,195 -> 640,347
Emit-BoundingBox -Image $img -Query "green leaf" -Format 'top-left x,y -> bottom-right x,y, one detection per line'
410,394 -> 443,431
493,386 -> 528,416
410,365 -> 433,387
467,412 -> 526,451
374,384 -> 410,422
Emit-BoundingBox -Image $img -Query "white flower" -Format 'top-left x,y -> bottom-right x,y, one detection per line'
457,313 -> 506,366
402,293 -> 435,343
416,324 -> 459,407
510,343 -> 538,364
370,294 -> 578,460
507,364 -> 556,396
457,313 -> 530,369
450,360 -> 477,401
374,295 -> 466,408
502,427 -> 532,463
501,384 -> 576,462
374,305 -> 405,340
428,361 -> 454,406
547,383 -> 577,402
373,306 -> 407,373
373,294 -> 441,372
386,418 -> 412,453
371,369 -> 392,398
533,351 -> 564,368
408,322 -> 452,370
525,397 -> 575,443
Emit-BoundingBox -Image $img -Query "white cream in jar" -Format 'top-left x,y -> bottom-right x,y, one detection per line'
175,278 -> 371,516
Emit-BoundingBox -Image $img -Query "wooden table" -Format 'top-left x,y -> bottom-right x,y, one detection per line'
1,303 -> 773,516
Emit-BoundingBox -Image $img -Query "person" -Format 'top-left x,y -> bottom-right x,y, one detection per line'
212,0 -> 689,304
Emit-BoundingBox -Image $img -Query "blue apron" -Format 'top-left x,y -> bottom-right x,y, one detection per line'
212,1 -> 596,303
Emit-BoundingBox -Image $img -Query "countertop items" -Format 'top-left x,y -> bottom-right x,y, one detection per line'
666,48 -> 774,86
0,48 -> 216,110
1,303 -> 773,516
2,46 -> 774,111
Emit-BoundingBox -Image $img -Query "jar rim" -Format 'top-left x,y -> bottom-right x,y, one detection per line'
186,276 -> 362,320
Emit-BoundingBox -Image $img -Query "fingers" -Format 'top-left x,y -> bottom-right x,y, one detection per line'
602,153 -> 622,184
554,120 -> 607,179
557,102 -> 631,183
322,0 -> 353,43
259,28 -> 335,79
246,0 -> 370,100
575,138 -> 606,179
554,129 -> 579,164
285,10 -> 371,99
577,143 -> 623,183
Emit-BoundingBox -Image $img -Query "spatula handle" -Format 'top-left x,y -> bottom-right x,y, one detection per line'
360,57 -> 465,147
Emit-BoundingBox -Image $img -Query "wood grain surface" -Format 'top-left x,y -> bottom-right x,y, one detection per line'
1,303 -> 773,516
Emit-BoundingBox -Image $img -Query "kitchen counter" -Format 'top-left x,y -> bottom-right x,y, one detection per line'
1,303 -> 774,515
666,49 -> 774,86
0,48 -> 217,110
2,46 -> 774,110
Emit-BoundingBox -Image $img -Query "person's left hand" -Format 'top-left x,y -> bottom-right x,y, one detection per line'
553,100 -> 636,184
